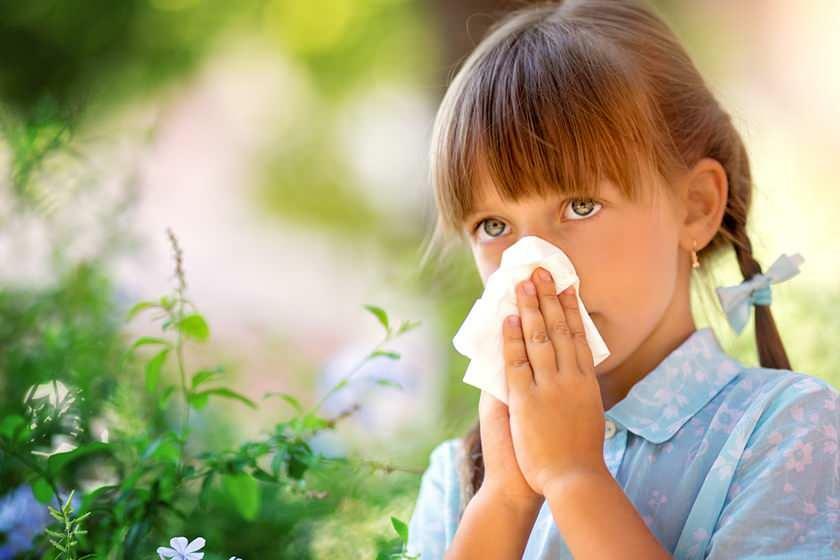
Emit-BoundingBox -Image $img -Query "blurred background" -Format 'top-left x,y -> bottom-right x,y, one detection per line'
0,0 -> 838,558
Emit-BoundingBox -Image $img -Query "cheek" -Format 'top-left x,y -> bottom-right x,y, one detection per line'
473,247 -> 502,285
573,207 -> 677,312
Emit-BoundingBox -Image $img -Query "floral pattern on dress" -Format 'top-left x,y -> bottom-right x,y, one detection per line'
406,328 -> 840,559
706,378 -> 840,558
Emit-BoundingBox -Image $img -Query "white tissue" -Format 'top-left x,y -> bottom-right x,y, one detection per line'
452,235 -> 610,404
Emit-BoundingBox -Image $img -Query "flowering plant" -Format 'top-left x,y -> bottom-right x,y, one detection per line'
0,229 -> 422,559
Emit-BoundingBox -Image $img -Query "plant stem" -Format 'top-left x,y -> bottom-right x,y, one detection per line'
306,336 -> 392,417
167,228 -> 190,477
0,439 -> 63,502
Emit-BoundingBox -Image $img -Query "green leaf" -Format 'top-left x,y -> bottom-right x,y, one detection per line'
285,440 -> 313,480
187,392 -> 210,410
302,413 -> 331,431
363,304 -> 389,331
47,442 -> 112,476
32,477 -> 53,504
396,319 -> 422,336
287,453 -> 308,479
271,451 -> 286,478
391,516 -> 409,544
371,350 -> 401,360
142,435 -> 180,464
191,368 -> 223,389
222,472 -> 260,520
48,507 -> 64,522
0,414 -> 25,440
199,471 -> 215,508
374,378 -> 404,390
126,301 -> 157,321
159,385 -> 176,408
130,337 -> 170,351
250,468 -> 277,484
80,484 -> 117,515
288,412 -> 331,434
264,392 -> 304,414
191,388 -> 256,409
176,314 -> 210,342
145,348 -> 170,393
152,439 -> 180,464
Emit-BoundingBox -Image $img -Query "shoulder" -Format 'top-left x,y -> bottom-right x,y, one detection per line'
705,370 -> 839,556
406,437 -> 466,556
728,368 -> 838,452
429,437 -> 464,464
709,368 -> 839,492
421,437 -> 464,483
413,436 -> 466,507
748,368 -> 836,410
722,367 -> 838,420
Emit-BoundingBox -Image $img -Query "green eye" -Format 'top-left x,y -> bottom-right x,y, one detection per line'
475,218 -> 507,239
565,198 -> 602,220
470,197 -> 602,241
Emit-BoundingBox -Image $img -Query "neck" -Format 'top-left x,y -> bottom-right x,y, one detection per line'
598,265 -> 697,411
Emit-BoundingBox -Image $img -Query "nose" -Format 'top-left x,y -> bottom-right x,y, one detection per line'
515,231 -> 564,252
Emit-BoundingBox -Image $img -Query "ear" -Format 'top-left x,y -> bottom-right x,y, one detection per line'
677,157 -> 728,255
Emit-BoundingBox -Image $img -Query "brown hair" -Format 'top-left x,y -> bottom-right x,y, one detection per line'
418,0 -> 792,506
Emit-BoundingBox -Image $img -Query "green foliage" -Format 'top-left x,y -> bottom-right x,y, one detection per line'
222,472 -> 260,521
372,515 -> 421,560
44,490 -> 94,560
0,1 -> 264,199
176,314 -> 210,342
0,228 -> 425,558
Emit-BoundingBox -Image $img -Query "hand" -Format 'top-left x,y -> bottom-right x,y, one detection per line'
502,267 -> 608,496
477,390 -> 543,510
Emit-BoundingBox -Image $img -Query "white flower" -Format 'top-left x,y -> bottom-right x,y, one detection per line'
229,557 -> 243,560
156,536 -> 206,560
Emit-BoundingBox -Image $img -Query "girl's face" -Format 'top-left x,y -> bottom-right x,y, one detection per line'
464,170 -> 689,379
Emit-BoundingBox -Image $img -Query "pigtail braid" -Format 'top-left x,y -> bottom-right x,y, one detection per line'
459,422 -> 483,511
427,0 -> 799,511
717,126 -> 793,371
724,218 -> 793,370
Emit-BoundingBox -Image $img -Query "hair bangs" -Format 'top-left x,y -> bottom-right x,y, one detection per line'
429,20 -> 665,239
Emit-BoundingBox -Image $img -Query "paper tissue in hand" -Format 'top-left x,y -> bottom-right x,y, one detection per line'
452,235 -> 610,405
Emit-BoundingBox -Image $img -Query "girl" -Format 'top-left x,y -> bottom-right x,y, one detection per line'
407,1 -> 839,559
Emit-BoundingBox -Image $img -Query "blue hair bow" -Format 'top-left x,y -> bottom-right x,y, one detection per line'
715,253 -> 805,335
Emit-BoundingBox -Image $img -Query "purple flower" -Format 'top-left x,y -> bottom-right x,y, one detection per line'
0,484 -> 78,560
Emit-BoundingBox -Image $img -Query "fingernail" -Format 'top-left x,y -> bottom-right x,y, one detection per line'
522,280 -> 536,295
506,315 -> 520,327
563,286 -> 575,295
537,268 -> 551,283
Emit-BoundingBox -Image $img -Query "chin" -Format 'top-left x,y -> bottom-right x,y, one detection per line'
593,353 -> 613,377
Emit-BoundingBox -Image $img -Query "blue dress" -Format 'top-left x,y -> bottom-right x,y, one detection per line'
406,327 -> 840,558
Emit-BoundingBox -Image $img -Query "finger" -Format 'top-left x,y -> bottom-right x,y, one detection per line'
515,276 -> 557,385
479,389 -> 508,422
532,266 -> 578,377
478,390 -> 512,450
559,284 -> 595,375
501,312 -> 534,399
